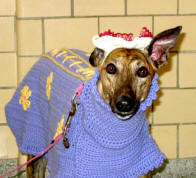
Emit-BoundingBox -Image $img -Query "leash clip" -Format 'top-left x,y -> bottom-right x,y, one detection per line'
63,94 -> 79,148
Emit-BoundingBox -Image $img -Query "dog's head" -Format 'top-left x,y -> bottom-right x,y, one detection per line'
89,26 -> 182,120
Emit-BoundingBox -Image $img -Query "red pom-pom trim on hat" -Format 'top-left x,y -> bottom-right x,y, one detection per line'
99,29 -> 133,41
139,27 -> 153,38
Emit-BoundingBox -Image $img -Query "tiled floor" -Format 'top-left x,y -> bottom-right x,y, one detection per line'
0,158 -> 196,177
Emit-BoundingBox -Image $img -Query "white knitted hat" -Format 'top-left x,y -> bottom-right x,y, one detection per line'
92,27 -> 153,59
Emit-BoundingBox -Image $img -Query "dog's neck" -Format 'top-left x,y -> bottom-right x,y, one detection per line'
79,70 -> 160,148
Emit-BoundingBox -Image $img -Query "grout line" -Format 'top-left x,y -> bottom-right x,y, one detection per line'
0,158 -> 18,161
15,0 -> 20,87
41,19 -> 45,54
13,14 -> 159,20
0,51 -> 16,53
15,0 -> 20,167
171,50 -> 196,53
177,124 -> 180,158
15,0 -> 18,17
18,55 -> 41,58
17,16 -> 71,20
178,13 -> 196,16
14,12 -> 19,87
98,17 -> 100,34
152,122 -> 196,126
152,16 -> 154,35
71,0 -> 74,17
160,87 -> 196,90
152,123 -> 179,126
177,53 -> 180,88
13,14 -> 176,20
0,15 -> 15,18
11,13 -> 196,21
0,123 -> 8,126
177,0 -> 179,15
14,16 -> 17,52
124,0 -> 127,16
0,87 -> 16,89
179,122 -> 196,125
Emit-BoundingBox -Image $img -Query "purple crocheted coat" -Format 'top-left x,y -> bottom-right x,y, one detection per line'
5,49 -> 166,178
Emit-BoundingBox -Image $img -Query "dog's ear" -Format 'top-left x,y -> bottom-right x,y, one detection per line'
148,26 -> 182,68
89,48 -> 105,67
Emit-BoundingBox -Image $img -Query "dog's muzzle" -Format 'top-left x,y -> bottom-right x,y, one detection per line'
116,96 -> 134,113
114,95 -> 138,120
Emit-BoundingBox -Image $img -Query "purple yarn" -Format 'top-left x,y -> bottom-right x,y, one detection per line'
5,49 -> 166,178
73,70 -> 165,177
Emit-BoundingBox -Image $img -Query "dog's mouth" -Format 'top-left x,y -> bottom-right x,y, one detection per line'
111,99 -> 140,120
113,108 -> 139,120
115,112 -> 133,120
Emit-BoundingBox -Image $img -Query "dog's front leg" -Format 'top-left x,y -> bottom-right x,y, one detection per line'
140,174 -> 152,178
27,154 -> 47,178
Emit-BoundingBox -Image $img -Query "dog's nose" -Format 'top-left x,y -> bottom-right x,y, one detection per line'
116,96 -> 135,112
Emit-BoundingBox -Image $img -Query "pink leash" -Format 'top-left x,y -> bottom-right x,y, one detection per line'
0,84 -> 84,178
0,134 -> 62,178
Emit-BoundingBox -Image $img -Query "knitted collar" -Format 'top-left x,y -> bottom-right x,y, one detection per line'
79,70 -> 159,149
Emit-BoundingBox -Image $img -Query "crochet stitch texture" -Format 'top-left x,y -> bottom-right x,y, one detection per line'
5,49 -> 166,178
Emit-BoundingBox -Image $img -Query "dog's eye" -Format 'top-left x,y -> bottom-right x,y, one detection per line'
137,67 -> 149,78
106,63 -> 117,74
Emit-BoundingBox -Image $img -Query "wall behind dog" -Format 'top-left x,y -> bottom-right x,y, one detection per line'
0,0 -> 196,176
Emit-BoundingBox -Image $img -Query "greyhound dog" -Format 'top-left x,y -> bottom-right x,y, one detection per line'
5,26 -> 182,178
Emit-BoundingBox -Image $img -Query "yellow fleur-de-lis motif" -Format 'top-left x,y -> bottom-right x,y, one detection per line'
46,72 -> 53,101
19,85 -> 32,111
53,115 -> 65,140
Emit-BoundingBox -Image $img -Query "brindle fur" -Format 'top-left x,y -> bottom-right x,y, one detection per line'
27,155 -> 47,178
26,26 -> 182,178
97,48 -> 155,118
